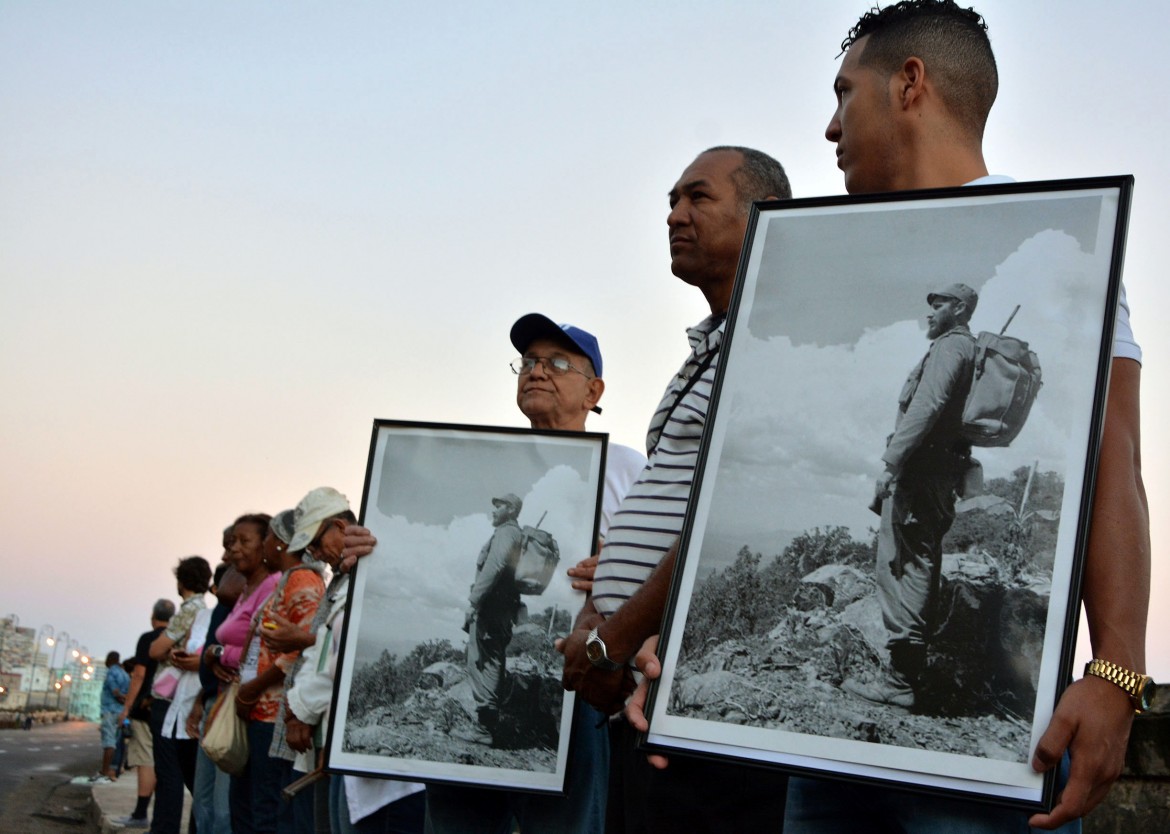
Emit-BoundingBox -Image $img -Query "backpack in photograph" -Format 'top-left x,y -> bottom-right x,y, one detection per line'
513,512 -> 561,596
961,306 -> 1043,448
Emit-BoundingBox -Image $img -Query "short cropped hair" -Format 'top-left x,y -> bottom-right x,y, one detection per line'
705,145 -> 792,211
843,0 -> 997,139
175,555 -> 212,594
106,651 -> 120,667
152,598 -> 176,623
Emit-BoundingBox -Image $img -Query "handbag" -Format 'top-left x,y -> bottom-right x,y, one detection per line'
151,665 -> 181,700
200,682 -> 249,775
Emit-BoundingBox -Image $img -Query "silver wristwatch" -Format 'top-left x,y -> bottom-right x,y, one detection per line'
584,627 -> 623,671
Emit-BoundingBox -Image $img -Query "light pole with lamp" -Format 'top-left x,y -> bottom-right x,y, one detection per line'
46,631 -> 70,715
63,643 -> 90,718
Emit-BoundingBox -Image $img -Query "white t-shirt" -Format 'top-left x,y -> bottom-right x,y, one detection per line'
967,174 -> 1141,363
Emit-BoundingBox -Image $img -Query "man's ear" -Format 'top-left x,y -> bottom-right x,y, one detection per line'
585,377 -> 605,412
897,55 -> 927,109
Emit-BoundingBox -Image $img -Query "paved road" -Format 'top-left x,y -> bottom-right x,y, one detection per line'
0,721 -> 101,832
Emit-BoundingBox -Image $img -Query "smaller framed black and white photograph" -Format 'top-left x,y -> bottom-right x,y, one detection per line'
326,420 -> 606,793
642,177 -> 1132,811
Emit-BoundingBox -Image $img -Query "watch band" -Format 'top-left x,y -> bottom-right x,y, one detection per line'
1084,658 -> 1154,713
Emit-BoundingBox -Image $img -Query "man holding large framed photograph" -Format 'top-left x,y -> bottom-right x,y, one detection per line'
561,146 -> 795,832
782,1 -> 1150,831
346,313 -> 645,833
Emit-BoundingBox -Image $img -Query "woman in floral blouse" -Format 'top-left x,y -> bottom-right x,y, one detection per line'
235,509 -> 324,834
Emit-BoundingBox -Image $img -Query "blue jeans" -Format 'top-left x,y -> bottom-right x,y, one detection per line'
331,775 -> 425,834
194,700 -> 234,834
276,758 -> 314,834
248,721 -> 283,834
425,698 -> 609,834
785,755 -> 1080,834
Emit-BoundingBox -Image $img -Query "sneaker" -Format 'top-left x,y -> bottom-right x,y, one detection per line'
111,814 -> 150,828
90,775 -> 114,784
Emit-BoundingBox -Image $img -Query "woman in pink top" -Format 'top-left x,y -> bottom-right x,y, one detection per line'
204,513 -> 279,834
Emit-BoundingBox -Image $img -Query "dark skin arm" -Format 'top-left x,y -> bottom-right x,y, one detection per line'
204,648 -> 238,684
286,715 -> 314,753
1029,359 -> 1149,829
235,665 -> 284,721
558,544 -> 677,714
260,611 -> 316,654
169,649 -> 201,672
185,695 -> 204,739
117,665 -> 146,723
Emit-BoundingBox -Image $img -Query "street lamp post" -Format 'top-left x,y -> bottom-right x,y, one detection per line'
63,643 -> 89,719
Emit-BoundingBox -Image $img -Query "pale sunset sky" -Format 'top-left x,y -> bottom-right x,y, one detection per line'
2,1 -> 1166,685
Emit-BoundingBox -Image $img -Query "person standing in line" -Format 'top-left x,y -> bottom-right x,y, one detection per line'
189,534 -> 245,834
425,314 -> 645,833
557,147 -> 794,833
115,598 -> 176,829
205,513 -> 280,834
283,487 -> 427,834
94,651 -> 129,783
148,555 -> 212,834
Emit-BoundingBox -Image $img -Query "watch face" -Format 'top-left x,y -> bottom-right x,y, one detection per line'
1140,679 -> 1157,712
585,639 -> 603,663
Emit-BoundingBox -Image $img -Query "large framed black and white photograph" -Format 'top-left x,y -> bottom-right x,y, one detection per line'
643,177 -> 1132,810
327,420 -> 606,792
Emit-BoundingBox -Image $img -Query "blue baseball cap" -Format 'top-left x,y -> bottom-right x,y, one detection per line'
509,313 -> 603,379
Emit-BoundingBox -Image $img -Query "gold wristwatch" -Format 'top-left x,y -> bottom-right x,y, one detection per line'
1084,658 -> 1157,714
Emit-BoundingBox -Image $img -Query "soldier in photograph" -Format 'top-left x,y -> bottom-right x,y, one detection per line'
847,282 -> 978,708
461,492 -> 525,745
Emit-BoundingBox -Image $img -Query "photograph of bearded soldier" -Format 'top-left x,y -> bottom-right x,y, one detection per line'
461,492 -> 526,745
849,282 -> 979,710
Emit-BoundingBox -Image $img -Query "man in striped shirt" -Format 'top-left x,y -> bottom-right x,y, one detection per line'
558,146 -> 793,832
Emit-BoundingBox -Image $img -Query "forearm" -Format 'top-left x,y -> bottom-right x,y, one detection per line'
121,672 -> 144,715
596,544 -> 677,663
1082,359 -> 1149,670
240,665 -> 284,701
573,595 -> 604,632
149,634 -> 176,661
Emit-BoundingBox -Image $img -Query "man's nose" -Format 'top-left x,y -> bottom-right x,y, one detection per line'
825,114 -> 841,143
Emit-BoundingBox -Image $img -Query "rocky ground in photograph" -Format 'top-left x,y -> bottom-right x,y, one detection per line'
344,623 -> 562,772
671,553 -> 1049,762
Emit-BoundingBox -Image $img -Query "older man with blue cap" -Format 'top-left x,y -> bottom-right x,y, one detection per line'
407,313 -> 645,833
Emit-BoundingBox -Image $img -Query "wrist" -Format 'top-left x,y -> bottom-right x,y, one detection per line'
1083,658 -> 1157,714
586,624 -> 626,671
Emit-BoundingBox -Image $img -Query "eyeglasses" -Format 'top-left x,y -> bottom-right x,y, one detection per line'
509,356 -> 593,378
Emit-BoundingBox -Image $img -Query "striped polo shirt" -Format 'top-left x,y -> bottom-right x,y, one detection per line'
591,313 -> 724,617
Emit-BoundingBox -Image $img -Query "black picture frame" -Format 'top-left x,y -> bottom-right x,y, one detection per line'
642,177 -> 1133,811
326,419 -> 607,792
